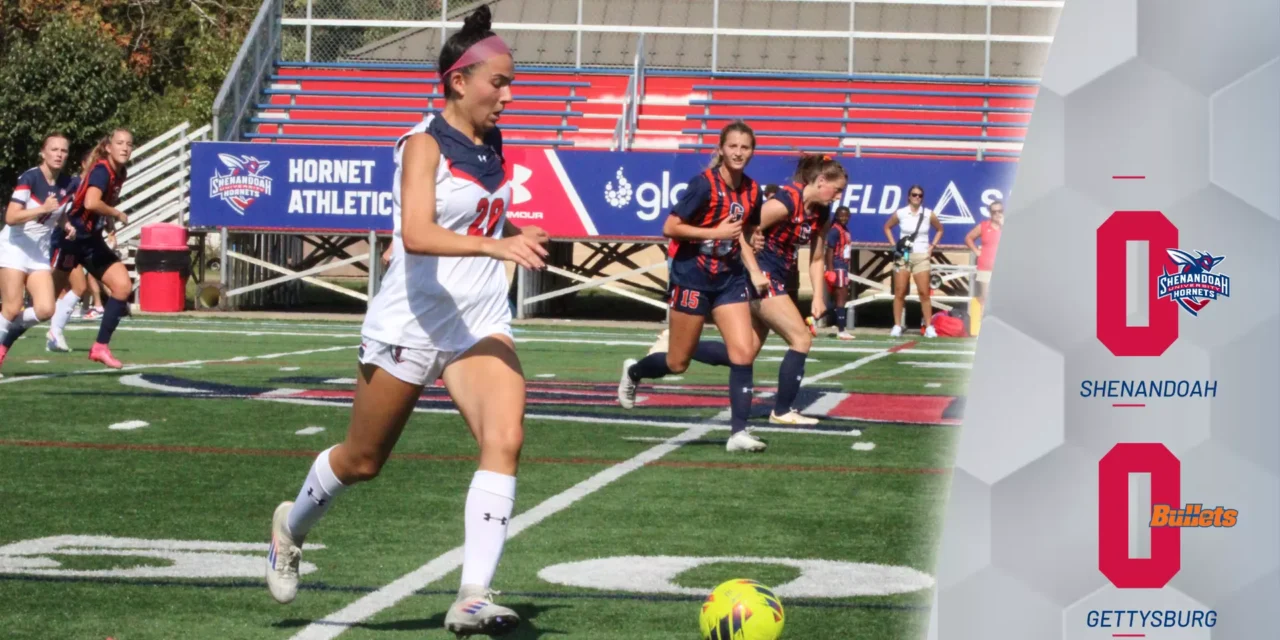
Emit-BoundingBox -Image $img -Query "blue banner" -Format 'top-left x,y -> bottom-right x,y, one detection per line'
190,141 -> 1018,245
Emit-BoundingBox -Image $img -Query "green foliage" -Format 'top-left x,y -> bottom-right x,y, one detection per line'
0,14 -> 136,195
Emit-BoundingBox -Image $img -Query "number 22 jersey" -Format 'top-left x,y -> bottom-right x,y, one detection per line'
362,114 -> 514,352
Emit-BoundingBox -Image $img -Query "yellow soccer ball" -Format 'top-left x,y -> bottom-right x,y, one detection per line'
699,579 -> 786,640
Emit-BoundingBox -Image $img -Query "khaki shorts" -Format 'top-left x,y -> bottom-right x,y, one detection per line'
977,270 -> 993,284
897,251 -> 931,275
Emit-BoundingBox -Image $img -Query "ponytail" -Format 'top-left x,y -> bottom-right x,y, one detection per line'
792,153 -> 847,184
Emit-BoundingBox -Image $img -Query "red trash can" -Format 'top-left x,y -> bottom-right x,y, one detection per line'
137,223 -> 189,313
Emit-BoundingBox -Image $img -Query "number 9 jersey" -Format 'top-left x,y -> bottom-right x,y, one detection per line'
362,114 -> 514,353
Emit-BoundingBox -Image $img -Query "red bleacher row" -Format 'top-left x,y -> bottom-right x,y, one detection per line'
253,64 -> 1035,160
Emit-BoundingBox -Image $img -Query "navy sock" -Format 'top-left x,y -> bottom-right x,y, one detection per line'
2,324 -> 28,348
691,341 -> 731,367
774,349 -> 808,414
729,364 -> 753,433
629,352 -> 671,382
835,308 -> 848,331
97,298 -> 128,345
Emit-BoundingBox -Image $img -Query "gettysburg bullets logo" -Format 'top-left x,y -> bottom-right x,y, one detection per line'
1156,249 -> 1230,317
210,154 -> 273,215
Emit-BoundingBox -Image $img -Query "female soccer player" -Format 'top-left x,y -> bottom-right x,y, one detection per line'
825,205 -> 855,340
53,130 -> 133,366
883,184 -> 943,338
741,155 -> 848,424
616,120 -> 767,453
0,133 -> 73,370
265,8 -> 550,637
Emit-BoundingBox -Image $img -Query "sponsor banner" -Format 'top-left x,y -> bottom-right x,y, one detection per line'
191,142 -> 1017,244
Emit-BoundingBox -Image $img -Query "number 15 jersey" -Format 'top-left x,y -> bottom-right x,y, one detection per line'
362,114 -> 514,352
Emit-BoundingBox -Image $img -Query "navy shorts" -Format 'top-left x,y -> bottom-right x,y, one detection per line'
668,274 -> 751,317
51,235 -> 120,280
751,254 -> 792,300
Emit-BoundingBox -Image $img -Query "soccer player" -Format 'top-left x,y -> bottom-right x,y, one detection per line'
825,205 -> 855,340
51,130 -> 133,366
264,8 -> 550,637
616,120 -> 768,452
883,184 -> 943,338
633,156 -> 849,427
0,133 -> 73,371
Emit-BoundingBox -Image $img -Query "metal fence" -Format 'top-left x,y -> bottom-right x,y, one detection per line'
213,0 -> 285,141
275,0 -> 1062,76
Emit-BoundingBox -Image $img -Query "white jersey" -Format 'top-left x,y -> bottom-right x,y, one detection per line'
895,206 -> 934,249
362,115 -> 514,351
1,167 -> 72,251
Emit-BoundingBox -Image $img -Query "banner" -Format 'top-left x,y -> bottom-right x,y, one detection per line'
191,141 -> 1018,245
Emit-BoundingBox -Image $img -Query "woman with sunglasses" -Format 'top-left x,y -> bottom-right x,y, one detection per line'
883,184 -> 943,338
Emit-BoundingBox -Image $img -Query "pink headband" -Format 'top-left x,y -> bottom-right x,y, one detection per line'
442,35 -> 511,78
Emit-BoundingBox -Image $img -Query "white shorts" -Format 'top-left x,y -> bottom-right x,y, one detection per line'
0,236 -> 51,273
357,337 -> 465,386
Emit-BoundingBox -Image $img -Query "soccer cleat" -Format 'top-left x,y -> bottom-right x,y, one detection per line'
617,358 -> 638,409
89,342 -> 122,369
46,330 -> 71,352
266,501 -> 301,604
647,329 -> 669,356
889,325 -> 903,338
769,410 -> 819,426
445,586 -> 520,637
0,345 -> 7,371
84,307 -> 102,321
924,325 -> 938,338
836,331 -> 856,341
726,430 -> 767,453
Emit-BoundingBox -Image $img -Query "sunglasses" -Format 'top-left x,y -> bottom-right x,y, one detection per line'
909,192 -> 923,198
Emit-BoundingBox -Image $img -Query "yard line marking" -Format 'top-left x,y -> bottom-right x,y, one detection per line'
295,427 -> 326,436
261,397 -> 861,437
799,392 -> 850,417
899,361 -> 973,369
851,442 -> 877,451
800,341 -> 919,386
289,424 -> 714,640
62,325 -> 971,355
925,383 -> 942,388
108,420 -> 149,431
0,346 -> 354,386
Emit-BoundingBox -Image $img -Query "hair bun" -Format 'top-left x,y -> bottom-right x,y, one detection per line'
461,5 -> 493,36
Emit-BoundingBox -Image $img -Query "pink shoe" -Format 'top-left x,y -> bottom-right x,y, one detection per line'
89,342 -> 122,369
0,345 -> 7,371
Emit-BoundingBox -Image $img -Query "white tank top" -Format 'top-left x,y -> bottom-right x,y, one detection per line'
895,206 -> 934,249
361,115 -> 514,351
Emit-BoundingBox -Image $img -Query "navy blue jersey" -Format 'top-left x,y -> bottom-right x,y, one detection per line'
67,161 -> 126,235
7,167 -> 73,238
827,223 -> 852,270
669,169 -> 762,283
759,182 -> 828,271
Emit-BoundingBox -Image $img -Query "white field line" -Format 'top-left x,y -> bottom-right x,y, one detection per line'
260,396 -> 860,437
0,346 -> 354,386
62,325 -> 970,355
289,424 -> 713,640
800,348 -> 899,386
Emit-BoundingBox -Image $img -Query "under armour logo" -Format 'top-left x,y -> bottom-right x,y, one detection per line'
483,513 -> 509,525
307,487 -> 327,506
478,154 -> 487,162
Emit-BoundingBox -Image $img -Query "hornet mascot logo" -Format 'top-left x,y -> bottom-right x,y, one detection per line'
1156,249 -> 1230,316
209,154 -> 273,215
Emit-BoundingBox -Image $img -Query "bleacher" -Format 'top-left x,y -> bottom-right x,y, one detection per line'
245,61 -> 1034,160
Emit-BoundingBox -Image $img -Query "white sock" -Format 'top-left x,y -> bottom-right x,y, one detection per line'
51,293 -> 79,336
19,307 -> 39,329
459,470 -> 517,590
286,445 -> 347,543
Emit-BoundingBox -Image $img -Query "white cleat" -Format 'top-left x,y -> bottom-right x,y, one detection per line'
769,410 -> 819,426
617,358 -> 638,409
726,430 -> 767,453
924,325 -> 938,338
889,325 -> 903,338
46,330 -> 71,352
266,501 -> 301,604
647,329 -> 669,356
445,585 -> 520,637
836,331 -> 855,341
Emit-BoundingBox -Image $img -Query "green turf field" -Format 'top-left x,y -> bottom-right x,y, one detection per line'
0,315 -> 973,639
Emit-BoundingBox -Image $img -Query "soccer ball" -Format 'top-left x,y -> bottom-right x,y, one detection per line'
699,579 -> 786,640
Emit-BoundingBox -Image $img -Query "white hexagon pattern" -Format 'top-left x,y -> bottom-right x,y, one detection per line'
932,0 -> 1280,637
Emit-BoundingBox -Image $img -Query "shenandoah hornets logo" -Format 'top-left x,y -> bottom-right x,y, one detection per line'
210,154 -> 273,215
1156,249 -> 1230,317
